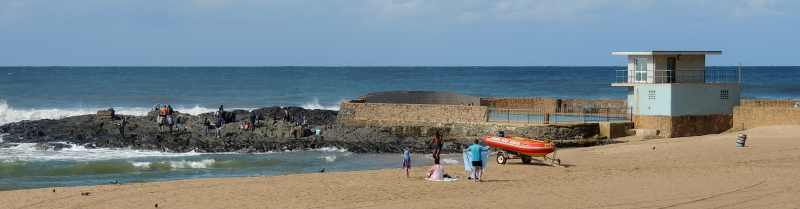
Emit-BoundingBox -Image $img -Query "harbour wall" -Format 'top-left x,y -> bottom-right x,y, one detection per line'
732,99 -> 800,130
633,115 -> 732,138
337,102 -> 488,125
481,98 -> 627,114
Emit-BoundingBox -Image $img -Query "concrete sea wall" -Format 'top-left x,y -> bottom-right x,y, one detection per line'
634,115 -> 732,138
338,102 -> 488,125
481,98 -> 627,114
732,99 -> 800,130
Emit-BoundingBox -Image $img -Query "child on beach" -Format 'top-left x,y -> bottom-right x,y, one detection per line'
402,148 -> 411,178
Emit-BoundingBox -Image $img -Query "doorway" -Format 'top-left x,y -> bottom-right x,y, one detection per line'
666,57 -> 676,83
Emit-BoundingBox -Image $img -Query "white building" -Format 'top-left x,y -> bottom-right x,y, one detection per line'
611,51 -> 740,137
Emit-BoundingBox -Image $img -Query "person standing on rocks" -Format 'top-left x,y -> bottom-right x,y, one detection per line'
203,118 -> 211,135
250,111 -> 258,131
166,105 -> 175,133
215,113 -> 225,138
157,105 -> 168,133
431,131 -> 443,162
115,116 -> 128,139
175,115 -> 183,133
283,108 -> 290,123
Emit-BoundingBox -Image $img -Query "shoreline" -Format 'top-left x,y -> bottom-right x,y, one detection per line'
4,125 -> 800,208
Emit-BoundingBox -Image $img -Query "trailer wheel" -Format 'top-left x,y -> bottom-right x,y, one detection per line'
521,156 -> 532,164
496,152 -> 507,164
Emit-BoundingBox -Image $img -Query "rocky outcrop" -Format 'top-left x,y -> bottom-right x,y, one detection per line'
0,106 -> 603,153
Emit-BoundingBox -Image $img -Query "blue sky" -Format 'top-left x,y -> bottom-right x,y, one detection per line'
0,0 -> 797,66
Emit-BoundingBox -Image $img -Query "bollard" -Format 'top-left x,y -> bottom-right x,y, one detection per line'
736,133 -> 747,147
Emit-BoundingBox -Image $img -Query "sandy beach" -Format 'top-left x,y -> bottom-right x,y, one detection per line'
3,125 -> 800,209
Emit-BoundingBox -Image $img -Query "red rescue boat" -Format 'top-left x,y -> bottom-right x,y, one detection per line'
480,131 -> 561,165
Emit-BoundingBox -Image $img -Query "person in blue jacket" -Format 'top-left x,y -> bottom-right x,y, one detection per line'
468,139 -> 488,182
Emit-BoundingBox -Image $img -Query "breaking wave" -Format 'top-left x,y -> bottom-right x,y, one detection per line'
320,155 -> 337,163
130,159 -> 216,170
0,98 -> 339,126
301,98 -> 341,111
0,100 -> 225,126
0,142 -> 202,162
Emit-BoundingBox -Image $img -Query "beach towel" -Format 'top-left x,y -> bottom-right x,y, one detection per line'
481,147 -> 490,169
426,177 -> 458,182
462,151 -> 472,173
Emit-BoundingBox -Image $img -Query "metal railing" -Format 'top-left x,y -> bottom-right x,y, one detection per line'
615,68 -> 740,84
487,106 -> 632,124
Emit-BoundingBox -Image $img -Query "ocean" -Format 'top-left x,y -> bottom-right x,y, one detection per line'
1,66 -> 798,190
2,66 -> 799,125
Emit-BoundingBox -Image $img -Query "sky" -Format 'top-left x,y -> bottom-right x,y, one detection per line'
0,0 -> 798,66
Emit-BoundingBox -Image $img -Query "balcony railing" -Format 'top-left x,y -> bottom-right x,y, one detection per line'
615,68 -> 740,84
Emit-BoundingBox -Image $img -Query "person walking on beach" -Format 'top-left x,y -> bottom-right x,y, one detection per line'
402,148 -> 412,178
468,139 -> 488,182
431,131 -> 443,162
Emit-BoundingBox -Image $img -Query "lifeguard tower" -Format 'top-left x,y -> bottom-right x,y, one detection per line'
611,51 -> 740,137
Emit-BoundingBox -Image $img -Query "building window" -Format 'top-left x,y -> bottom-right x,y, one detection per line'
635,57 -> 649,82
648,90 -> 656,100
720,90 -> 729,100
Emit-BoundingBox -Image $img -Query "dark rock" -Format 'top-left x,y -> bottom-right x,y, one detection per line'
0,106 -> 600,154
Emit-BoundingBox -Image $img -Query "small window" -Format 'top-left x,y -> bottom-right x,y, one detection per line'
720,90 -> 729,100
648,90 -> 656,100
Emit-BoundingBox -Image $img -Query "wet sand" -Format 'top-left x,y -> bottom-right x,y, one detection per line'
3,125 -> 800,209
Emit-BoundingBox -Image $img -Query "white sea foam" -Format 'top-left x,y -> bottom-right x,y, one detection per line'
0,142 -> 202,162
0,98 -> 343,126
129,159 -> 217,169
301,98 -> 341,111
312,147 -> 348,152
131,162 -> 152,169
321,155 -> 337,162
0,100 -> 240,126
168,159 -> 216,169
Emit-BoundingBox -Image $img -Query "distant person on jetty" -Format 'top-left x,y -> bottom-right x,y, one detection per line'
431,131 -> 443,162
175,115 -> 184,133
249,111 -> 258,130
115,116 -> 127,138
157,105 -> 168,132
215,113 -> 225,138
166,105 -> 175,133
203,118 -> 212,135
468,139 -> 488,182
283,108 -> 290,123
402,148 -> 412,178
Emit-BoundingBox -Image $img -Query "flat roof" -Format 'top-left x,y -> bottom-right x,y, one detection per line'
611,50 -> 722,56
